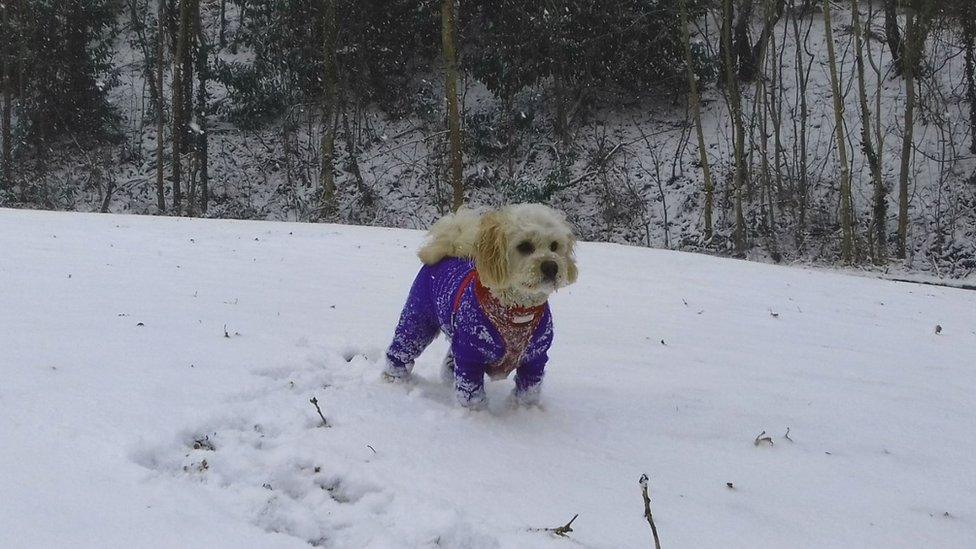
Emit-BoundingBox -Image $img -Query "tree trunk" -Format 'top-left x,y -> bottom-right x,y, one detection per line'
758,78 -> 777,245
1,2 -> 12,191
964,15 -> 976,155
897,12 -> 917,258
790,1 -> 810,246
181,30 -> 193,154
823,0 -> 854,263
320,0 -> 337,214
884,0 -> 904,75
742,0 -> 785,82
722,0 -> 747,253
441,0 -> 463,211
733,0 -> 754,80
340,80 -> 368,200
128,0 -> 160,115
765,8 -> 787,228
171,0 -> 195,215
218,0 -> 226,49
194,0 -> 208,215
678,0 -> 713,240
852,0 -> 886,263
155,0 -> 166,212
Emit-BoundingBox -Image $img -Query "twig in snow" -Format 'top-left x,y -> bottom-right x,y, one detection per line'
639,474 -> 662,549
784,427 -> 794,442
309,396 -> 329,427
530,514 -> 579,538
366,445 -> 376,454
754,431 -> 774,446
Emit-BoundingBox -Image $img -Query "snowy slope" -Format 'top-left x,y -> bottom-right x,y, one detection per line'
1,208 -> 974,549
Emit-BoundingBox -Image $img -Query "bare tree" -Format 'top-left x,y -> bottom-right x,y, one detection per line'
679,0 -> 714,240
852,0 -> 886,262
218,0 -> 227,49
155,0 -> 166,212
191,0 -> 209,215
0,1 -> 12,191
722,0 -> 747,253
171,0 -> 197,215
964,11 -> 976,154
320,0 -> 338,214
738,0 -> 786,82
127,0 -> 160,113
898,5 -> 931,259
823,0 -> 854,262
441,0 -> 463,211
884,0 -> 905,74
339,72 -> 369,203
789,0 -> 815,246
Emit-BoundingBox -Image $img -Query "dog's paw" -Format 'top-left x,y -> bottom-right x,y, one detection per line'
455,383 -> 487,409
382,357 -> 413,383
509,385 -> 543,408
459,397 -> 488,411
381,371 -> 411,383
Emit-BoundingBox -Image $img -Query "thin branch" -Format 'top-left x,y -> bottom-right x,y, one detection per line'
530,514 -> 579,538
754,430 -> 774,446
309,396 -> 330,427
639,474 -> 662,549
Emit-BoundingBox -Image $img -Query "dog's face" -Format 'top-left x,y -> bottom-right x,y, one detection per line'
476,204 -> 578,304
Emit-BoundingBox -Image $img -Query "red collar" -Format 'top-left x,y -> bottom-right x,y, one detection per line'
453,270 -> 546,325
472,277 -> 545,326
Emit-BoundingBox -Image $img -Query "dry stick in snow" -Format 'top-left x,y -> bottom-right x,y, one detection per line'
639,474 -> 662,549
530,514 -> 579,538
309,397 -> 329,427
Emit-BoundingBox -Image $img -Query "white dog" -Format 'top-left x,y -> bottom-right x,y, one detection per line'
385,204 -> 578,407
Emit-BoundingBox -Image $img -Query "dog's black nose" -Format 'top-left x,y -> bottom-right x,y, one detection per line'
540,261 -> 558,281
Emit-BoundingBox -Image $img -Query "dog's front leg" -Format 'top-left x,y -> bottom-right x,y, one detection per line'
451,356 -> 487,409
512,354 -> 545,406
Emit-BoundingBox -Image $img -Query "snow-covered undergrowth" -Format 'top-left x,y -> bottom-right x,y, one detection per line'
1,208 -> 974,548
7,8 -> 975,280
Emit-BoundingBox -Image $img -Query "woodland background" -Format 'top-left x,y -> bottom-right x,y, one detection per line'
0,0 -> 974,278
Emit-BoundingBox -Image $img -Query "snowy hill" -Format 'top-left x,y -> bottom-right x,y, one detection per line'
1,208 -> 974,548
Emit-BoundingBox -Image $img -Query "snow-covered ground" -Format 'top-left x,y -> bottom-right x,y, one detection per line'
1,208 -> 974,548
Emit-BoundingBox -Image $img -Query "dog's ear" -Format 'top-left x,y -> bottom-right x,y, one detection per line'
475,211 -> 509,288
566,236 -> 579,284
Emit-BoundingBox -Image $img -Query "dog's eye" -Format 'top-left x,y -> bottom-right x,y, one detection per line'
516,241 -> 534,255
550,241 -> 559,252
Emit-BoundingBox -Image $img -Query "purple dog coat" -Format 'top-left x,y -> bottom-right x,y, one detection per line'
386,257 -> 554,405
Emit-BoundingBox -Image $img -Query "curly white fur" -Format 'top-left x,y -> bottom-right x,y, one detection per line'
418,204 -> 578,307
